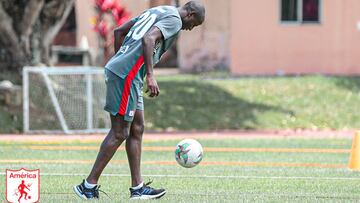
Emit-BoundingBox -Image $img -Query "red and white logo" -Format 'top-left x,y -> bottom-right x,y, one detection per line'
6,168 -> 40,203
129,110 -> 135,117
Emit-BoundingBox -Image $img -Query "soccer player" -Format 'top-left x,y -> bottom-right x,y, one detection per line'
74,1 -> 205,200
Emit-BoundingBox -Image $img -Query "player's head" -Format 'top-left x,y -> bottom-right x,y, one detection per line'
180,1 -> 205,31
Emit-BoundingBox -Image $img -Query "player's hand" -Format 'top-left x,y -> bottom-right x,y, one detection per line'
145,75 -> 160,97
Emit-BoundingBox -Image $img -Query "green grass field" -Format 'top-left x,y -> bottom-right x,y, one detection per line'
144,75 -> 360,131
1,136 -> 360,202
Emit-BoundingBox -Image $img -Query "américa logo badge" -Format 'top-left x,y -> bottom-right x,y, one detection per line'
6,168 -> 40,203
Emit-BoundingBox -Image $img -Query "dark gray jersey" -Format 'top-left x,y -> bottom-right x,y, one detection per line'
105,6 -> 182,81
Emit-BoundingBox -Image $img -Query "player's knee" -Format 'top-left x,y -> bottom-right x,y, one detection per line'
112,128 -> 129,140
132,122 -> 145,135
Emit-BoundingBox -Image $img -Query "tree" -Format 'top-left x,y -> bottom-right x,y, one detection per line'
92,0 -> 130,61
0,0 -> 75,72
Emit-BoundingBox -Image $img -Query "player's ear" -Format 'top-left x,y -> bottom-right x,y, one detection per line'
187,10 -> 196,18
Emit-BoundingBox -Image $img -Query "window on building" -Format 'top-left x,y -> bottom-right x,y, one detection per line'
53,7 -> 77,46
281,0 -> 298,21
281,0 -> 320,23
302,0 -> 320,22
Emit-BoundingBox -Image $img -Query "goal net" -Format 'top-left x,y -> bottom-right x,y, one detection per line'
23,66 -> 110,134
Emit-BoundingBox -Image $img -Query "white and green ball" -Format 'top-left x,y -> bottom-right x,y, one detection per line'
175,139 -> 203,168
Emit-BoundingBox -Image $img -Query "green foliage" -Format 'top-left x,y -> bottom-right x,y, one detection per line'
0,70 -> 22,85
0,106 -> 22,133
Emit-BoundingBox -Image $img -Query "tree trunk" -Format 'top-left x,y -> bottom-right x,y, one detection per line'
19,0 -> 45,57
0,2 -> 28,71
40,0 -> 75,65
0,0 -> 74,71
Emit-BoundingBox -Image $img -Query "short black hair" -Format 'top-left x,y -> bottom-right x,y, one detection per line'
184,1 -> 205,24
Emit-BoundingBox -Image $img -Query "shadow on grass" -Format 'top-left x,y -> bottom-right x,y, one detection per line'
144,80 -> 292,131
333,76 -> 360,92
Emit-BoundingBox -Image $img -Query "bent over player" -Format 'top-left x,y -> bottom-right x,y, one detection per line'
74,1 -> 205,200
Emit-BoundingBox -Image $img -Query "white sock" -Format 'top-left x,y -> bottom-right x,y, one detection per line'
84,180 -> 97,189
131,182 -> 144,190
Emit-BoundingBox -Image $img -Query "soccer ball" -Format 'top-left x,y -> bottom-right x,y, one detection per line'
175,139 -> 203,168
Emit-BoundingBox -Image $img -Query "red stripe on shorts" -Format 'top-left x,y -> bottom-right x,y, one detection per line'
118,55 -> 144,116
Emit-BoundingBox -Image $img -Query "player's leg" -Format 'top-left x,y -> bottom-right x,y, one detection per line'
86,68 -> 131,184
127,82 -> 145,187
74,114 -> 131,199
126,110 -> 144,187
87,114 -> 131,184
127,110 -> 166,200
126,85 -> 166,200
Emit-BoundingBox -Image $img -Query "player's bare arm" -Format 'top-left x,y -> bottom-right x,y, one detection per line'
114,20 -> 136,53
142,26 -> 163,98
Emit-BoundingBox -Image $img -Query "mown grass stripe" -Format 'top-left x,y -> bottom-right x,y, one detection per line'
0,172 -> 359,180
20,145 -> 350,153
0,159 -> 347,168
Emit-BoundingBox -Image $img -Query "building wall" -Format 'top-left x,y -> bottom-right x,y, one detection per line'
231,0 -> 360,75
122,0 -> 149,17
74,0 -> 97,49
178,0 -> 230,72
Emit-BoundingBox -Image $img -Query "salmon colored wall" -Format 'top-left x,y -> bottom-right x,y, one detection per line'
122,0 -> 148,16
178,0 -> 230,72
150,0 -> 172,7
75,0 -> 97,48
231,0 -> 360,75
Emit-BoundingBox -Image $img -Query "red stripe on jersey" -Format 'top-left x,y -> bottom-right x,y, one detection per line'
118,55 -> 144,116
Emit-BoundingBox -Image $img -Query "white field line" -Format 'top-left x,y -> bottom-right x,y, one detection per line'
0,172 -> 359,181
38,192 -> 360,199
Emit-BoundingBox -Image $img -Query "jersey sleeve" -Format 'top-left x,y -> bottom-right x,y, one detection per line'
153,16 -> 182,40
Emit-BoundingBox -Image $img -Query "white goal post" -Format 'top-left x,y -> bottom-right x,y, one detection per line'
23,66 -> 110,134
